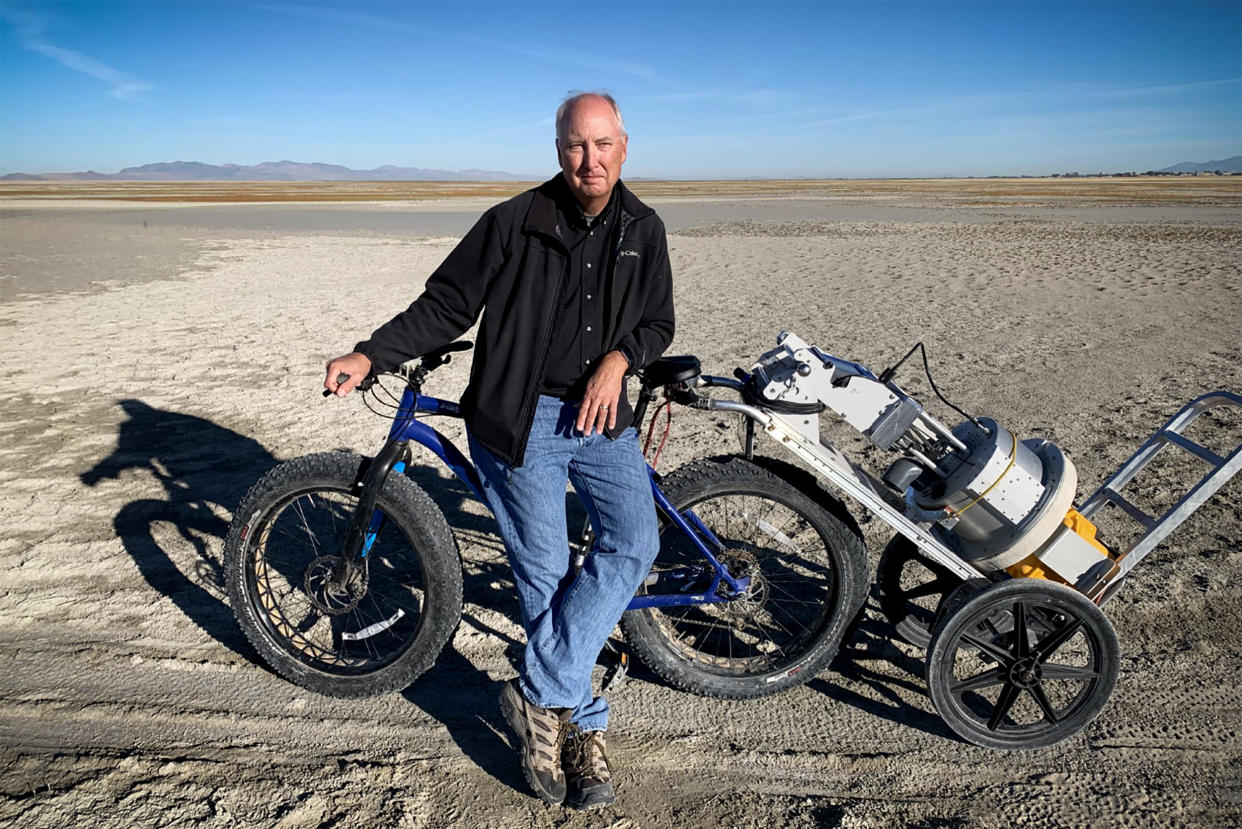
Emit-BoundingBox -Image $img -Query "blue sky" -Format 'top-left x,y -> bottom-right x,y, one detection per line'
1,1 -> 1239,178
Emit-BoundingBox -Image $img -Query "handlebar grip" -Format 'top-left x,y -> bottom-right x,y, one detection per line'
322,372 -> 353,397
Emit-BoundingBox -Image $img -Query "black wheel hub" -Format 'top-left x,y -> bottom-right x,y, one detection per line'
304,555 -> 368,615
1007,656 -> 1044,689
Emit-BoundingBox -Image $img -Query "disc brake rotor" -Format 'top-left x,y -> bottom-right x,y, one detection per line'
718,549 -> 767,621
303,555 -> 369,615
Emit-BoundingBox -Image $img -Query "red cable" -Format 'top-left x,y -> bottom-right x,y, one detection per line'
643,400 -> 673,468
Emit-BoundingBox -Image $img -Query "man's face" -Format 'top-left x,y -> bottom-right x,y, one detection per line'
557,97 -> 628,211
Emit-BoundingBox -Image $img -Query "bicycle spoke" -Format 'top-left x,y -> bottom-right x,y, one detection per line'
961,632 -> 1015,665
1028,683 -> 1060,724
987,681 -> 1021,731
1033,617 -> 1084,662
765,579 -> 825,608
950,667 -> 1005,694
1041,662 -> 1099,681
291,497 -> 324,559
1013,601 -> 1030,659
904,577 -> 959,600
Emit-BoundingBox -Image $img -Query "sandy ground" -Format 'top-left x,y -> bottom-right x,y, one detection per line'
1,182 -> 1240,828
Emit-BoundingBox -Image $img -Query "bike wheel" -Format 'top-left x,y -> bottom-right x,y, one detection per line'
620,455 -> 867,699
926,578 -> 1119,749
877,534 -> 964,648
224,452 -> 462,697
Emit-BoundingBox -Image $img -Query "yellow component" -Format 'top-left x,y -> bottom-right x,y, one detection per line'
1061,508 -> 1113,558
1005,553 -> 1068,584
1004,509 -> 1114,582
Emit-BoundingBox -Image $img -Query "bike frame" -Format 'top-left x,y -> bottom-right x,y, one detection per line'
342,383 -> 753,610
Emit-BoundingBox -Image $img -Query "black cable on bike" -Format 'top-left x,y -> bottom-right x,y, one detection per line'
362,392 -> 394,419
880,342 -> 982,429
373,375 -> 407,408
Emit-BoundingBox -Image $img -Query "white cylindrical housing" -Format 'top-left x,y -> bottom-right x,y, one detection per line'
919,419 -> 1078,571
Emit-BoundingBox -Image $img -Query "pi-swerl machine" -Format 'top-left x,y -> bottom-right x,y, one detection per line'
714,331 -> 1241,749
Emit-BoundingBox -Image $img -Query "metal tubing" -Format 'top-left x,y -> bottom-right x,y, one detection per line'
391,417 -> 484,499
761,413 -> 982,581
704,398 -> 773,424
916,412 -> 970,453
1080,390 -> 1242,519
1079,390 -> 1242,579
648,474 -> 750,597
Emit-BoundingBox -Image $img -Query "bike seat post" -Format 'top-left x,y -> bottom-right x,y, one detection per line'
633,386 -> 657,430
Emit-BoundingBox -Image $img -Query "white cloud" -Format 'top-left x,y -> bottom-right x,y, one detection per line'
651,88 -> 792,106
1,7 -> 154,101
257,3 -> 658,81
1088,77 -> 1242,99
253,3 -> 423,33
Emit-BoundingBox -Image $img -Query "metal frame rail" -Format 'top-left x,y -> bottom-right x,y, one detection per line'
1079,390 -> 1242,579
707,395 -> 984,583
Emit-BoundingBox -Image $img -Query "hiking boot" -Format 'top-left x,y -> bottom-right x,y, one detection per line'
499,679 -> 570,804
562,723 -> 616,809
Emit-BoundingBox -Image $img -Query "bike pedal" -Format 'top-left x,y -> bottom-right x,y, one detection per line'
601,651 -> 629,693
599,640 -> 629,693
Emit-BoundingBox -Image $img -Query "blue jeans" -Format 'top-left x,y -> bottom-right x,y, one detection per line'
468,395 -> 660,732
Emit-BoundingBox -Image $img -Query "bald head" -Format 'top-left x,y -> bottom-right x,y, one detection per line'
555,92 -> 626,144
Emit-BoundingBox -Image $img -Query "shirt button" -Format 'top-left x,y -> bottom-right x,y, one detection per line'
585,358 -> 591,365
586,326 -> 592,332
586,263 -> 592,269
586,294 -> 592,300
589,231 -> 594,236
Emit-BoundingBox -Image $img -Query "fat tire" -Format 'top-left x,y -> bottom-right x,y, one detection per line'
224,452 -> 462,697
620,455 -> 867,699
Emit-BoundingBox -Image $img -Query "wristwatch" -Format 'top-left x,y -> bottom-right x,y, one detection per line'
617,344 -> 636,370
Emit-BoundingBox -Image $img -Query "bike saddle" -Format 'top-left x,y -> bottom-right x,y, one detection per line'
641,355 -> 701,389
421,340 -> 473,370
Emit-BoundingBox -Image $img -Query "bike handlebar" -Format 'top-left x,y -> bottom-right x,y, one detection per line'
323,341 -> 475,398
323,371 -> 376,397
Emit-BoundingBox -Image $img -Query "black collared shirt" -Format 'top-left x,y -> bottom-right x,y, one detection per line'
539,185 -> 620,398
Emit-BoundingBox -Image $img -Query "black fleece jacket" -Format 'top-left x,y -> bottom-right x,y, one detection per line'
355,175 -> 675,466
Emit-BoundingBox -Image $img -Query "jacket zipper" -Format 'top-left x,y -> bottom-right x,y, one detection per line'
610,211 -> 644,367
513,238 -> 572,465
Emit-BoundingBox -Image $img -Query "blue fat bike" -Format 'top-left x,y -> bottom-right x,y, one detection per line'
223,342 -> 868,700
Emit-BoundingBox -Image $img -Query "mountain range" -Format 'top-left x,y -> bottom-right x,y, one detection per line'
2,156 -> 1239,181
1157,155 -> 1242,174
0,160 -> 528,182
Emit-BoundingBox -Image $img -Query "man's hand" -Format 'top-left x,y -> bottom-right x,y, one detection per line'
576,350 -> 629,435
324,352 -> 373,397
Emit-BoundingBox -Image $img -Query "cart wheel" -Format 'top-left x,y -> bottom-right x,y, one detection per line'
926,578 -> 1119,750
878,535 -> 964,648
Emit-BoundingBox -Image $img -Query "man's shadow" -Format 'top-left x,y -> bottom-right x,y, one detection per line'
81,399 -> 281,657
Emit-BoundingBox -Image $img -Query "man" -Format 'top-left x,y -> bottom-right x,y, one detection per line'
324,92 -> 674,809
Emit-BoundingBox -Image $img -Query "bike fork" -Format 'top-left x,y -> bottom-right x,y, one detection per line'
334,438 -> 408,587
